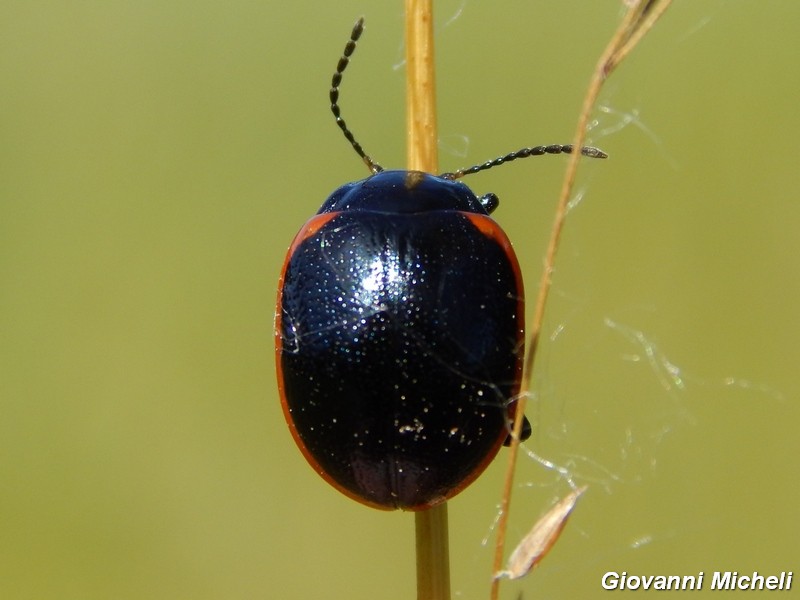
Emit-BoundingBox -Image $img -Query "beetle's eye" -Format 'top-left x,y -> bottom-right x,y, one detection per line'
479,193 -> 499,214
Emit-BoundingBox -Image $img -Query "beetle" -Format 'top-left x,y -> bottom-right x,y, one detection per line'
275,18 -> 606,511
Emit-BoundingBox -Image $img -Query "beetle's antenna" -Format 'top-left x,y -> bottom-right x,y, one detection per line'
330,18 -> 383,174
440,144 -> 607,180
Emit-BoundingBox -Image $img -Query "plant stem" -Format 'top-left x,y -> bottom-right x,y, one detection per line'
405,0 -> 438,173
405,1 -> 450,599
490,2 -> 673,599
415,503 -> 451,600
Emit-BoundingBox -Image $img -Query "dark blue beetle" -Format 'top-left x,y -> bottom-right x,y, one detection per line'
275,18 -> 605,510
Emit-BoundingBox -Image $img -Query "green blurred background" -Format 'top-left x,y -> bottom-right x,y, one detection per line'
1,1 -> 798,598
